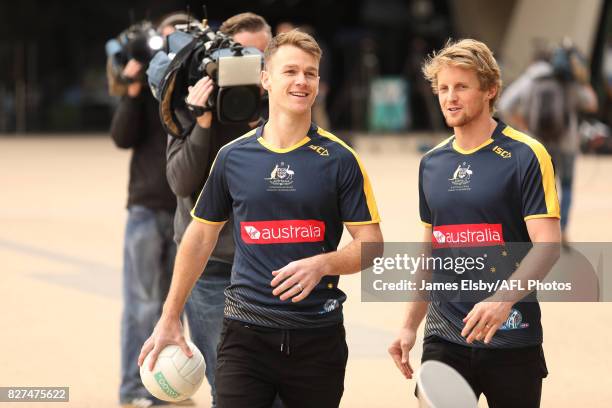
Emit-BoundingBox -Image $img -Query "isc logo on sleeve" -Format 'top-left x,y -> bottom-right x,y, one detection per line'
309,145 -> 329,156
492,145 -> 511,158
241,220 -> 325,244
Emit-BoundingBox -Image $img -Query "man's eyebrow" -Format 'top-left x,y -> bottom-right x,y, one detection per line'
438,81 -> 468,86
280,64 -> 319,72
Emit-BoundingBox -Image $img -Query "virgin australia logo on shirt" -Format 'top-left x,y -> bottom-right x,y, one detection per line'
240,220 -> 325,244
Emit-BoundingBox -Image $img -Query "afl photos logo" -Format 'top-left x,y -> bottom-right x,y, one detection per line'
266,162 -> 296,191
448,162 -> 473,192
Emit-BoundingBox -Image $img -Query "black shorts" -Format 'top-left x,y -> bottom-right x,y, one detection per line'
420,336 -> 548,408
215,318 -> 348,408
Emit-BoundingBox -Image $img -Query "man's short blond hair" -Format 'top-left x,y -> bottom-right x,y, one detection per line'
422,38 -> 502,111
219,12 -> 271,37
264,29 -> 322,68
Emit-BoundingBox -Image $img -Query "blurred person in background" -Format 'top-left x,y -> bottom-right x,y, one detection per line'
275,21 -> 296,36
603,35 -> 612,125
109,13 -> 190,408
164,12 -> 276,407
499,39 -> 598,244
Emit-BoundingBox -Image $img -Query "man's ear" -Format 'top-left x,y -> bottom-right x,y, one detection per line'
261,69 -> 270,91
487,85 -> 498,101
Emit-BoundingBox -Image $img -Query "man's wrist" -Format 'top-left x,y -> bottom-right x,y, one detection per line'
196,112 -> 213,128
314,252 -> 335,277
490,289 -> 520,304
402,302 -> 428,330
402,319 -> 421,331
161,304 -> 182,320
127,82 -> 143,97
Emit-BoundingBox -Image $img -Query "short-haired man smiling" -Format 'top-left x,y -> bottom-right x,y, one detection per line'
140,30 -> 382,408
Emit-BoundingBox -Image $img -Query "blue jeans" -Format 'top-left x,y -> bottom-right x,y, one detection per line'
119,206 -> 176,403
549,148 -> 576,231
185,261 -> 231,408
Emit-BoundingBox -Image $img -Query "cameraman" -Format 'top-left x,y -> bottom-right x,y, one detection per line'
165,12 -> 271,406
109,17 -> 187,408
499,41 -> 598,244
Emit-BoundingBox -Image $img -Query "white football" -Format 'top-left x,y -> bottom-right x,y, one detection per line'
140,340 -> 205,402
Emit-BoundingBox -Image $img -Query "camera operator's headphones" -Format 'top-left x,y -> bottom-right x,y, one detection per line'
156,37 -> 204,139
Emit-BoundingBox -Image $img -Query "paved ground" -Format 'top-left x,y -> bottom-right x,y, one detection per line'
1,135 -> 611,407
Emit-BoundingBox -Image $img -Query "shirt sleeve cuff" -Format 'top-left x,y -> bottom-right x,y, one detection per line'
524,214 -> 561,221
191,214 -> 227,225
343,219 -> 381,226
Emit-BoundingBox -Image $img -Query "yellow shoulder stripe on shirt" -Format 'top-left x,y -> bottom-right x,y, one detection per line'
316,128 -> 381,223
222,128 -> 258,150
191,128 -> 258,223
426,135 -> 454,155
501,126 -> 560,218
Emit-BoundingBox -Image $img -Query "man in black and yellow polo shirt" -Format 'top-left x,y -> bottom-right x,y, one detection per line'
140,30 -> 382,408
389,39 -> 560,408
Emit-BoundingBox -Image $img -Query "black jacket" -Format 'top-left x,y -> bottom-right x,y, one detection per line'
110,88 -> 176,212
